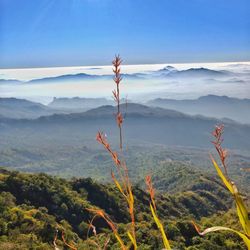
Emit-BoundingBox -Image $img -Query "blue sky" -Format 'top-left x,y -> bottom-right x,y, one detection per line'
0,0 -> 249,68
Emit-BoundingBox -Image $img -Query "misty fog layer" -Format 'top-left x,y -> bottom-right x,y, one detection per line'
0,62 -> 249,104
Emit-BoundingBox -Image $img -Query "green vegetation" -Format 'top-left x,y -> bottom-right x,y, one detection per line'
1,142 -> 249,195
193,125 -> 250,249
0,167 -> 247,249
0,57 -> 249,249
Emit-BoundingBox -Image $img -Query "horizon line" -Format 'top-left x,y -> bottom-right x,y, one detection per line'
1,60 -> 250,71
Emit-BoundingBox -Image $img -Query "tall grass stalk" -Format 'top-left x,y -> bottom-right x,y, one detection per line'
193,125 -> 250,249
88,208 -> 126,250
145,175 -> 171,250
53,227 -> 77,250
90,55 -> 173,249
91,55 -> 137,249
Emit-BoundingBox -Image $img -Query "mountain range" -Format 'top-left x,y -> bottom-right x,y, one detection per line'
0,73 -> 143,85
1,102 -> 250,150
1,94 -> 249,124
48,97 -> 113,111
0,97 -> 112,119
0,66 -> 237,85
0,79 -> 22,84
154,67 -> 230,78
147,95 -> 250,124
0,98 -> 58,119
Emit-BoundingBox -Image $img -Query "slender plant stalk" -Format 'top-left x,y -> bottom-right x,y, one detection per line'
88,208 -> 127,250
112,55 -> 123,151
112,56 -> 136,244
193,124 -> 250,249
53,228 -> 60,250
95,55 -> 137,249
62,231 -> 77,250
145,175 -> 171,250
87,217 -> 110,250
211,124 -> 229,178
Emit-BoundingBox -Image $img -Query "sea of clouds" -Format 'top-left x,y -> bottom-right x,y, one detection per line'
0,62 -> 249,104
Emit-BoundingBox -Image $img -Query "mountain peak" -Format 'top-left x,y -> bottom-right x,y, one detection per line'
158,65 -> 177,72
198,94 -> 229,100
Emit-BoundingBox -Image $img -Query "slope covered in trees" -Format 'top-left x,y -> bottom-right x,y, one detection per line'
0,168 -> 247,249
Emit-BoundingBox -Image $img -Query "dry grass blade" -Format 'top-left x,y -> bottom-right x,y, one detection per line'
53,228 -> 61,250
241,168 -> 250,172
103,236 -> 110,250
87,208 -> 127,250
211,125 -> 229,177
192,222 -> 250,249
86,216 -> 111,249
61,231 -> 77,250
145,175 -> 156,210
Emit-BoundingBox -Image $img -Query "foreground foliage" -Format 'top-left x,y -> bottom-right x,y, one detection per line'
193,125 -> 250,249
0,167 -> 247,249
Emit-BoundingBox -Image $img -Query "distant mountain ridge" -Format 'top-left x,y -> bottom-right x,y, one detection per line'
48,97 -> 113,111
0,79 -> 22,84
0,97 -> 114,119
168,68 -> 230,78
152,66 -> 231,78
0,98 -> 57,119
1,94 -> 250,123
147,95 -> 250,124
0,66 -> 236,85
1,102 -> 250,150
0,73 -> 144,85
29,73 -> 102,83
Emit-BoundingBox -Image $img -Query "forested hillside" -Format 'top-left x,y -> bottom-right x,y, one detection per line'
0,167 -> 247,249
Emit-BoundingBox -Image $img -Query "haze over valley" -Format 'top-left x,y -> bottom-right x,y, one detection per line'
0,62 -> 250,189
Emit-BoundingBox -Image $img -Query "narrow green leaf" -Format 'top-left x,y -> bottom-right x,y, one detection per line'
211,156 -> 250,236
234,191 -> 250,237
127,231 -> 137,249
210,156 -> 234,194
114,233 -> 127,250
150,203 -> 171,250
